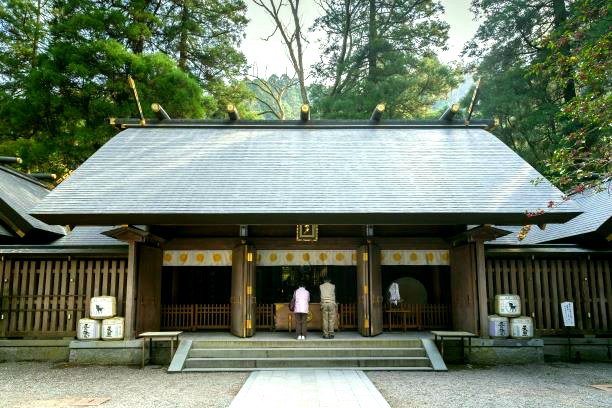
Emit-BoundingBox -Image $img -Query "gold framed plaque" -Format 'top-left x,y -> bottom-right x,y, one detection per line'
296,224 -> 318,242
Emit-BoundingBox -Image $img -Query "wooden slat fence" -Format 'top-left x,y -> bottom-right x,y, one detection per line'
161,304 -> 276,330
159,302 -> 450,332
384,304 -> 450,331
486,256 -> 611,334
338,303 -> 357,329
0,257 -> 128,337
195,304 -> 231,329
256,304 -> 274,329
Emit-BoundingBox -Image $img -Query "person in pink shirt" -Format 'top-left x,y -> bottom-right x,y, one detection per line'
292,284 -> 310,340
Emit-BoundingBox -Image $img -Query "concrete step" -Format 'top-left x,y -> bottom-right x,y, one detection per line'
188,347 -> 427,358
190,339 -> 423,349
181,366 -> 434,372
184,356 -> 432,369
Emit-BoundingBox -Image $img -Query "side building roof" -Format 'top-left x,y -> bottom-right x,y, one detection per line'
32,125 -> 580,225
489,180 -> 611,246
0,226 -> 127,255
0,165 -> 66,240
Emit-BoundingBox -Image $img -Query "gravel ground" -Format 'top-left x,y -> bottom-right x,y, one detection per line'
1,362 -> 610,408
0,362 -> 248,408
368,362 -> 612,408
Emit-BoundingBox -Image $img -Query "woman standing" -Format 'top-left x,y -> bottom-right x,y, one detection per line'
292,284 -> 310,340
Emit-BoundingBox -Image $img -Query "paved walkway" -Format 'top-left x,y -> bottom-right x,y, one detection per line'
229,370 -> 391,408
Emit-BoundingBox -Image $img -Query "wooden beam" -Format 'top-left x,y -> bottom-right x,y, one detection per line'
449,225 -> 512,246
227,104 -> 239,121
109,117 -> 497,129
370,104 -> 385,121
475,240 -> 489,337
439,104 -> 460,121
300,104 -> 310,121
151,103 -> 171,120
0,157 -> 22,164
124,242 -> 138,339
102,225 -> 165,245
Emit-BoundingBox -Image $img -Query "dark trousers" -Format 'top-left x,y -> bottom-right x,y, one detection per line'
294,313 -> 307,337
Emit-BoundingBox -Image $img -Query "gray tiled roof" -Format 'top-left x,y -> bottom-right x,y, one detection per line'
490,181 -> 611,245
0,166 -> 65,237
32,127 -> 581,225
0,226 -> 127,255
50,226 -> 126,247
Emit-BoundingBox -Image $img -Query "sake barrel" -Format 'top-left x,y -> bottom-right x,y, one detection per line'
495,294 -> 521,317
90,296 -> 116,319
77,318 -> 101,340
101,317 -> 124,340
510,316 -> 534,339
488,315 -> 510,338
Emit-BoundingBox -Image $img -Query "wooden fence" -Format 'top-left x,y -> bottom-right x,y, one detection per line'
160,302 -> 448,331
486,256 -> 611,334
384,304 -> 450,331
0,257 -> 128,337
338,303 -> 357,329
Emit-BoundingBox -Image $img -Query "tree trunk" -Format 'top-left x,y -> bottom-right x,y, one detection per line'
290,0 -> 309,105
178,1 -> 189,70
552,0 -> 576,102
367,0 -> 377,82
331,0 -> 352,96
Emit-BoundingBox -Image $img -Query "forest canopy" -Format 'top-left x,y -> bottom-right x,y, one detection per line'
0,0 -> 608,192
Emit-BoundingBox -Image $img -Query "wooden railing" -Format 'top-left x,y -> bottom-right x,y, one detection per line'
337,303 -> 357,329
161,302 -> 449,331
256,304 -> 274,329
384,304 -> 450,331
161,303 -> 275,331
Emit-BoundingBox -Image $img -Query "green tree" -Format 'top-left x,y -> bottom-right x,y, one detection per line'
0,0 -> 252,177
245,74 -> 302,119
466,0 -> 610,192
312,0 -> 458,118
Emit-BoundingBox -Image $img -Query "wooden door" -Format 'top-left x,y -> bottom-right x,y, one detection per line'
231,244 -> 256,337
449,243 -> 478,333
136,245 -> 163,334
368,244 -> 383,336
357,245 -> 369,336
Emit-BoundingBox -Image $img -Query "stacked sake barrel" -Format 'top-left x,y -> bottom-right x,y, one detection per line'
488,294 -> 534,339
77,296 -> 125,340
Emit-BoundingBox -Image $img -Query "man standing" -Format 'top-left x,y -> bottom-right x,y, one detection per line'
319,277 -> 336,339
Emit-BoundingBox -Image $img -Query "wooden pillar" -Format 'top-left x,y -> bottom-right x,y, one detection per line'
0,258 -> 8,338
136,245 -> 163,334
124,242 -> 138,339
449,243 -> 478,333
475,240 -> 489,338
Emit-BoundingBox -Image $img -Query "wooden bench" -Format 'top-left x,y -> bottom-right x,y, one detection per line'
138,331 -> 182,368
431,330 -> 477,363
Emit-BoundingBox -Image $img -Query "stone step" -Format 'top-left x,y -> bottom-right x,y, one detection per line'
183,356 -> 432,369
182,366 -> 434,372
188,347 -> 427,358
190,339 -> 423,349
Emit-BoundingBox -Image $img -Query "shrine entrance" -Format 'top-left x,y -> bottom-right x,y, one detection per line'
380,249 -> 452,331
256,264 -> 358,331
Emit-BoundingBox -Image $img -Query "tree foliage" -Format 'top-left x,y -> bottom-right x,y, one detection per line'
0,0 -> 251,177
311,0 -> 459,119
466,0 -> 610,192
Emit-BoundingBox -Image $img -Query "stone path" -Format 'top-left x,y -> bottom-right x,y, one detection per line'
229,370 -> 390,408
